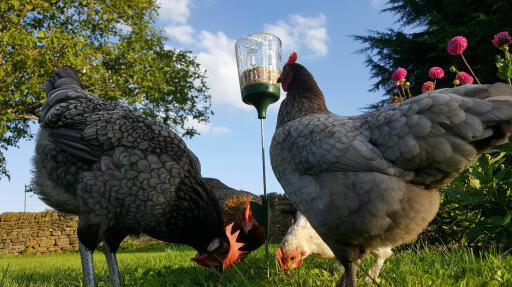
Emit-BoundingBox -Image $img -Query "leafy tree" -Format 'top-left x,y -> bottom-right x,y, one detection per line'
354,0 -> 512,108
0,0 -> 211,179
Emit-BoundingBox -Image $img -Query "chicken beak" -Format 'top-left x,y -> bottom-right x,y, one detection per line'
191,252 -> 221,268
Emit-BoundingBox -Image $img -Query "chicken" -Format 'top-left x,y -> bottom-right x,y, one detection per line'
204,177 -> 265,253
276,212 -> 392,284
270,52 -> 512,287
33,67 -> 244,287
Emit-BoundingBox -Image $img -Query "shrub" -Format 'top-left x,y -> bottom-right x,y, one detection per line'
426,143 -> 512,249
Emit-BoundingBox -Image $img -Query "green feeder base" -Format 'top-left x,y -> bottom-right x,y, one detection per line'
250,197 -> 269,238
241,84 -> 281,119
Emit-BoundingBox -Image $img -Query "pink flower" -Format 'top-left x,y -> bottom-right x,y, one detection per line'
447,36 -> 468,55
391,68 -> 407,82
492,32 -> 512,50
428,67 -> 444,79
456,72 -> 474,85
422,81 -> 435,93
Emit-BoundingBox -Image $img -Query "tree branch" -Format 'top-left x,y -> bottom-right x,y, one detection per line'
19,2 -> 34,22
5,102 -> 43,115
15,114 -> 39,120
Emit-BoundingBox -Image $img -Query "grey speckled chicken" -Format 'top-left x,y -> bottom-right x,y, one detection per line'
33,67 -> 244,287
270,53 -> 512,287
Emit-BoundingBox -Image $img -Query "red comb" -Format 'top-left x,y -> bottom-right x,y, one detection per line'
276,247 -> 287,272
223,223 -> 247,270
286,52 -> 298,65
244,202 -> 252,224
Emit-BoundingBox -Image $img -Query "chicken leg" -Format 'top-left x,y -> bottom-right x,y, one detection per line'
337,260 -> 358,287
79,242 -> 95,287
364,247 -> 393,284
333,246 -> 367,287
103,243 -> 121,287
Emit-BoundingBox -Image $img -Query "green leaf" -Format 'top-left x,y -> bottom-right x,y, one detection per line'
497,62 -> 512,81
503,211 -> 512,225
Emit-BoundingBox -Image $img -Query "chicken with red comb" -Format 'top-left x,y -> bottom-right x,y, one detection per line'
271,52 -> 512,286
276,212 -> 392,284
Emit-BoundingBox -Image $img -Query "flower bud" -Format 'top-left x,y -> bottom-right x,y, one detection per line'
453,79 -> 459,86
405,82 -> 410,87
450,66 -> 457,72
504,46 -> 509,52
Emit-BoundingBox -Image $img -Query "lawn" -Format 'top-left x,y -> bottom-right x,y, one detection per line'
0,244 -> 510,287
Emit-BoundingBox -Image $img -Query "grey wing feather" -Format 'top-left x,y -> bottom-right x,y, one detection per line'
364,83 -> 512,187
272,83 -> 512,188
272,114 -> 403,177
48,128 -> 101,162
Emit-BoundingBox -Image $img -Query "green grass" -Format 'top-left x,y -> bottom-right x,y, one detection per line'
0,244 -> 511,287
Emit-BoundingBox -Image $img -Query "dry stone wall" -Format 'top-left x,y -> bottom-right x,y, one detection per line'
0,194 -> 297,256
0,210 -> 163,255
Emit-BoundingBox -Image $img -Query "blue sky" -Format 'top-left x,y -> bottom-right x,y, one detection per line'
0,0 -> 401,213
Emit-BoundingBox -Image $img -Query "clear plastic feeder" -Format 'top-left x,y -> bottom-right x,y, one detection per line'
235,32 -> 282,119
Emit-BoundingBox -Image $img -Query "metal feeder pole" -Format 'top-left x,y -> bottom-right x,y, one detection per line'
259,118 -> 270,278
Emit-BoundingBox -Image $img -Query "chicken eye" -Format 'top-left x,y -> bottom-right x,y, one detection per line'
290,256 -> 295,261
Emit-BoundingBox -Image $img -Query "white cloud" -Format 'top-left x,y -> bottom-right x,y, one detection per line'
195,31 -> 247,108
167,28 -> 246,108
264,14 -> 329,58
165,25 -> 195,45
370,0 -> 386,9
157,0 -> 191,24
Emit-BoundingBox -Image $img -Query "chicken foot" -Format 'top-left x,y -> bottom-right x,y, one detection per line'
79,242 -> 95,287
103,242 -> 121,287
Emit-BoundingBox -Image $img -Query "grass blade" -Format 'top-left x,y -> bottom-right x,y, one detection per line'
0,263 -> 10,287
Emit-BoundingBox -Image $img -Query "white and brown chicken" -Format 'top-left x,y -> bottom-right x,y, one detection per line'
276,212 -> 392,284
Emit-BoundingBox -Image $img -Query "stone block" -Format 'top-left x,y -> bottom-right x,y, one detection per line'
35,247 -> 48,253
39,240 -> 56,248
56,238 -> 70,246
37,231 -> 51,237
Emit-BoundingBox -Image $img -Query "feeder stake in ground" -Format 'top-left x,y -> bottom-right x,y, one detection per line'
235,32 -> 282,278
